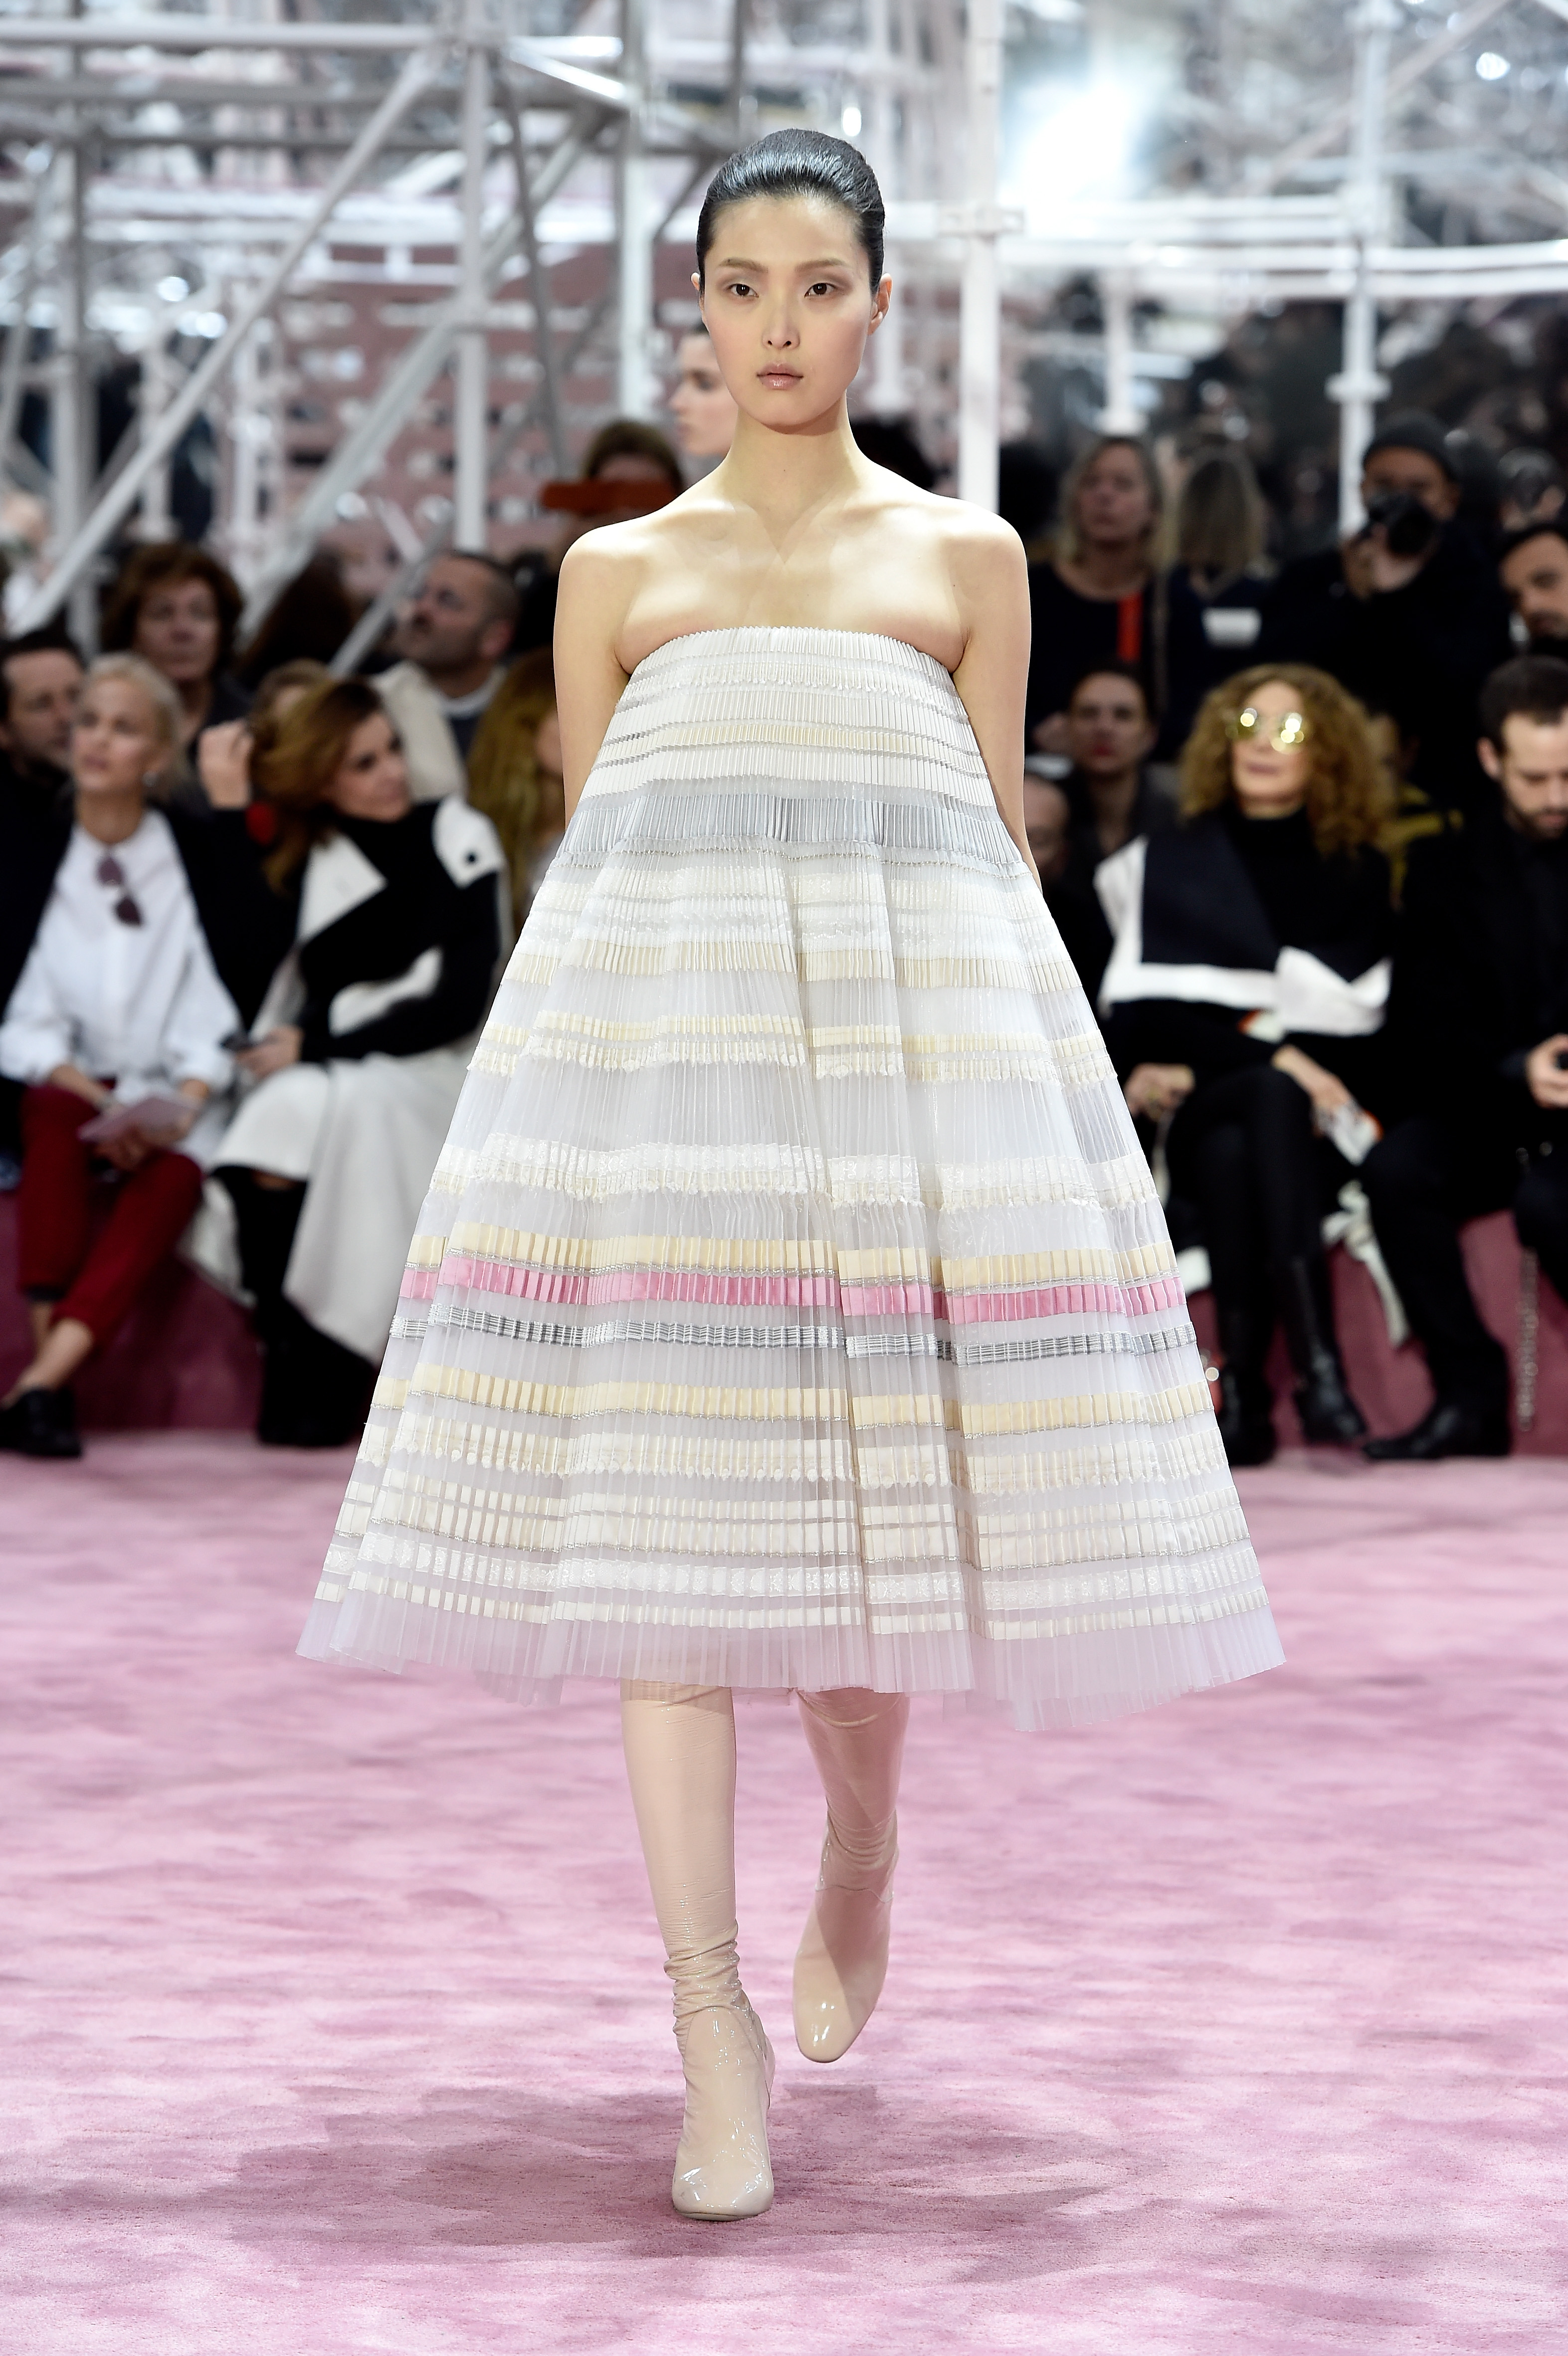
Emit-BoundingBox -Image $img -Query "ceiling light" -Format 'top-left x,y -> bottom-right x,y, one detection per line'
1475,51 -> 1509,79
841,103 -> 862,137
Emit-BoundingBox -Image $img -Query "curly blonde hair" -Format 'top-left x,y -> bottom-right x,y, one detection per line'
1179,662 -> 1392,857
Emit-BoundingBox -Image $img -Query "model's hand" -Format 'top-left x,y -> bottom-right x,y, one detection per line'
1525,1033 -> 1568,1111
198,719 -> 254,809
237,1025 -> 303,1080
1124,1063 -> 1194,1120
1273,1044 -> 1353,1115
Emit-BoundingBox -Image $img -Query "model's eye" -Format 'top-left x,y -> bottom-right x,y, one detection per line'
806,281 -> 835,297
723,279 -> 754,298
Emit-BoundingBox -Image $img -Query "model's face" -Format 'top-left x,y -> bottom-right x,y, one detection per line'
1501,534 -> 1568,645
697,195 -> 889,437
0,648 -> 83,770
133,578 -> 221,686
669,332 -> 739,459
71,677 -> 165,800
1480,712 -> 1568,842
1228,678 -> 1312,818
1362,446 -> 1459,523
324,711 -> 412,823
1065,673 -> 1154,780
1074,447 -> 1155,552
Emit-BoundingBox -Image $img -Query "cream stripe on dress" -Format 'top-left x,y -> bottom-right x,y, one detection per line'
299,626 -> 1282,1728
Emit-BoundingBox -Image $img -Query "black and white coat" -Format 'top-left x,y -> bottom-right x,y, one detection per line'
1094,813 -> 1393,1097
201,798 -> 507,1361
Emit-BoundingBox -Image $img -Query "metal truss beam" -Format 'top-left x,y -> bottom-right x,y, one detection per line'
20,40 -> 445,630
235,114 -> 601,639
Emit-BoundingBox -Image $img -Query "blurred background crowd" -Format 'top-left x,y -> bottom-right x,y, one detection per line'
3,371 -> 1567,1475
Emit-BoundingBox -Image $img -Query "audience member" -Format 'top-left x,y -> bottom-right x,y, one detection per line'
513,421 -> 684,657
376,551 -> 521,803
0,656 -> 243,1459
1257,411 -> 1512,815
1163,452 -> 1272,752
1498,447 -> 1565,537
1499,520 -> 1568,660
100,543 -> 252,749
466,646 -> 563,922
206,677 -> 505,1447
1021,775 -> 1070,885
1097,664 -> 1394,1466
235,552 -> 358,689
0,629 -> 83,809
0,631 -> 87,1179
1025,434 -> 1166,757
1042,663 -> 1173,1000
669,322 -> 738,464
850,416 -> 936,489
997,441 -> 1058,553
1361,655 -> 1568,1461
194,659 -> 331,817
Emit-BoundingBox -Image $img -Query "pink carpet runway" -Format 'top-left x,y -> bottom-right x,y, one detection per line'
2,1439 -> 1564,2355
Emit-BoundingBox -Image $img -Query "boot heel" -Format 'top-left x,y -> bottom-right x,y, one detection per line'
670,2000 -> 775,2220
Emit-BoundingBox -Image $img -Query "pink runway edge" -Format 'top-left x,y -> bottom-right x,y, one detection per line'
1,1436 -> 1565,2355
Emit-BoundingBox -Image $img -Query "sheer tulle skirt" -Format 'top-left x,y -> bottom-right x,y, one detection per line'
299,629 -> 1281,1729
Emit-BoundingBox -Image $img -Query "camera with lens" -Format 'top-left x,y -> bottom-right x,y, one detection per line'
1363,490 -> 1439,559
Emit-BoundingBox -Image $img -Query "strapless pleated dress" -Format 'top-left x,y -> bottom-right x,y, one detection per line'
299,628 -> 1281,1729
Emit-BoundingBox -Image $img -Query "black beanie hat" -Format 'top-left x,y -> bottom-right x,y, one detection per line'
1362,411 -> 1459,483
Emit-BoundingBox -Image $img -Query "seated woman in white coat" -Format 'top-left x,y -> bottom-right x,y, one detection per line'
213,677 -> 505,1447
1095,663 -> 1395,1469
0,655 -> 242,1458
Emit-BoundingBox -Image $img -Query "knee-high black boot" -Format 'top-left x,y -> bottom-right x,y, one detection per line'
1213,1301 -> 1277,1468
1276,1255 -> 1367,1444
221,1172 -> 374,1446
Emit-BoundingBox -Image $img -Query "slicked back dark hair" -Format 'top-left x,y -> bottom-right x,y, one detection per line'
697,129 -> 884,289
1478,653 -> 1568,747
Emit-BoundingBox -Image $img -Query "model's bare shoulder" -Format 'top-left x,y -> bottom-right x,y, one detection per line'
941,501 -> 1027,570
557,522 -> 643,601
942,504 -> 1027,629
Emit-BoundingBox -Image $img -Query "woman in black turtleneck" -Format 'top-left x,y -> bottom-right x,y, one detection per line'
1095,664 -> 1395,1466
209,677 -> 506,1446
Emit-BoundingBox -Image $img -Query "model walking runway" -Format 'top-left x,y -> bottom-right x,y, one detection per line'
299,127 -> 1280,2219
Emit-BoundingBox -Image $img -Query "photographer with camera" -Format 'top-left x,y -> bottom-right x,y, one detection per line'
1258,413 -> 1512,817
1359,656 -> 1568,1460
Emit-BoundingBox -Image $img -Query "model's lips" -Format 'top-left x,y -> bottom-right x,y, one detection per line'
757,368 -> 801,385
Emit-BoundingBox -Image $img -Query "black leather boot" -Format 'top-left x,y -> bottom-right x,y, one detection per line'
1277,1256 -> 1367,1444
1364,1400 -> 1511,1462
259,1301 -> 374,1448
1212,1306 -> 1277,1467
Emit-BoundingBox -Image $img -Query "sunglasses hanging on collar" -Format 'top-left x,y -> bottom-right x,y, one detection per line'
95,852 -> 144,926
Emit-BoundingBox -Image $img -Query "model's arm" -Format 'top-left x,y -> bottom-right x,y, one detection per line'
947,515 -> 1036,882
554,535 -> 636,823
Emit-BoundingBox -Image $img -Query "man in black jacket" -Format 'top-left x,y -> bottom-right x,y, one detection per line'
1361,655 -> 1568,1460
1257,412 -> 1513,816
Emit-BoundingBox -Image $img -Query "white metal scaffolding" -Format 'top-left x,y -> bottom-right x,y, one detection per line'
2,0 -> 1567,644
